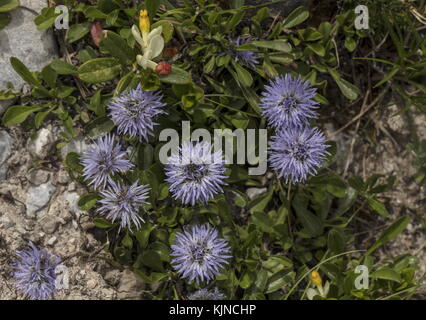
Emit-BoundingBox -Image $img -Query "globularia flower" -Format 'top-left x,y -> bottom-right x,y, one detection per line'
187,288 -> 225,300
98,180 -> 150,230
260,74 -> 319,129
170,224 -> 231,283
108,84 -> 167,141
269,125 -> 329,183
80,134 -> 133,190
231,36 -> 259,69
13,242 -> 60,300
165,141 -> 227,206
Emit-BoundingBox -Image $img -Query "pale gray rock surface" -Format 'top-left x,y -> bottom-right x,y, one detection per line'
27,126 -> 55,159
0,0 -> 57,114
26,182 -> 57,215
60,136 -> 92,159
0,130 -> 13,180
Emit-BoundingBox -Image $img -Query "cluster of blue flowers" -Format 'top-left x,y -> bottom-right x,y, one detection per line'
260,74 -> 329,184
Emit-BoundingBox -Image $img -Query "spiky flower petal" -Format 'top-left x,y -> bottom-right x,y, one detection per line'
171,224 -> 231,283
80,134 -> 133,190
98,180 -> 150,230
269,126 -> 329,183
165,141 -> 227,206
231,36 -> 259,69
260,74 -> 319,129
187,288 -> 225,300
13,242 -> 61,300
108,84 -> 167,142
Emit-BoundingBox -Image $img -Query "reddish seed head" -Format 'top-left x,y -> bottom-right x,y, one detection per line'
156,61 -> 172,76
90,21 -> 104,47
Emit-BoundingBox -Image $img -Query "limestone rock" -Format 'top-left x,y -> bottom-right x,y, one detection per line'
0,0 -> 57,112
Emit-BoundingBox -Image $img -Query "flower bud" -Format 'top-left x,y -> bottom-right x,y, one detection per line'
311,271 -> 322,287
90,21 -> 104,47
156,61 -> 172,76
139,10 -> 150,35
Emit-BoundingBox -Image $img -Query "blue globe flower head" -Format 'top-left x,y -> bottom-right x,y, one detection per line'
231,36 -> 259,69
171,224 -> 232,284
260,74 -> 319,129
108,84 -> 167,142
187,288 -> 225,300
98,180 -> 150,231
269,125 -> 329,183
80,134 -> 133,190
165,141 -> 227,206
13,242 -> 61,300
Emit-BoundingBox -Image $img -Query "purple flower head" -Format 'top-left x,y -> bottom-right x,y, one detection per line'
231,36 -> 259,69
165,141 -> 227,206
80,134 -> 133,190
13,242 -> 61,300
108,84 -> 167,142
171,224 -> 231,283
98,180 -> 150,230
260,74 -> 319,129
187,288 -> 225,300
269,125 -> 329,183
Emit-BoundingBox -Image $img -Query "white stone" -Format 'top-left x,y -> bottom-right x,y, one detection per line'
26,182 -> 56,215
0,130 -> 12,165
60,136 -> 92,159
27,127 -> 55,159
0,0 -> 57,112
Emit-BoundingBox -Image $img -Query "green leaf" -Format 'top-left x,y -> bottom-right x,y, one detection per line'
78,193 -> 101,211
282,6 -> 309,29
231,60 -> 253,87
0,0 -> 19,13
34,7 -> 60,30
93,218 -> 115,229
145,0 -> 161,22
366,216 -> 409,256
100,31 -> 136,65
78,58 -> 121,83
50,59 -> 78,75
66,23 -> 90,43
224,9 -> 245,33
10,57 -> 41,87
306,42 -> 325,57
151,20 -> 174,43
85,115 -> 115,139
293,191 -> 323,237
135,223 -> 155,249
344,37 -> 357,52
2,105 -> 45,126
252,211 -> 275,234
141,250 -> 164,272
328,68 -> 360,100
367,198 -> 389,217
34,109 -> 51,129
65,152 -> 84,173
327,229 -> 345,253
371,268 -> 402,283
159,66 -> 191,84
239,271 -> 255,289
251,40 -> 292,53
266,270 -> 290,293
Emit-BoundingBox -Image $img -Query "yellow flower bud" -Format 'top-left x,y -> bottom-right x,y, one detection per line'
139,9 -> 150,34
311,271 -> 322,287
